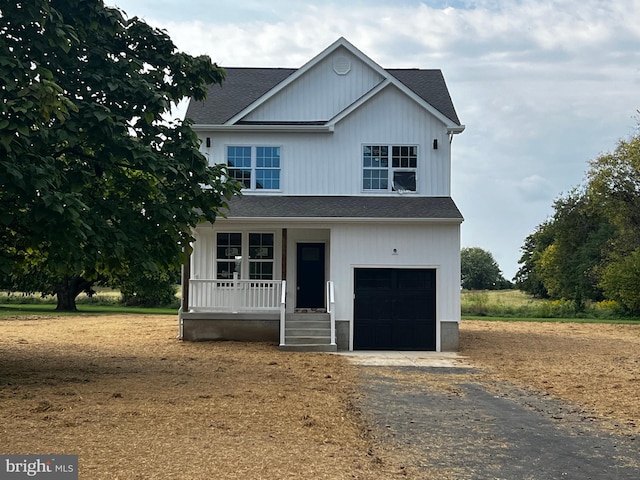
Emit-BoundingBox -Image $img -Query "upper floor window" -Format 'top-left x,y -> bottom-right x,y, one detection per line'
363,145 -> 417,192
227,146 -> 280,190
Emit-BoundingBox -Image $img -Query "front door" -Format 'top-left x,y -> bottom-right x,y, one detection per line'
296,243 -> 325,308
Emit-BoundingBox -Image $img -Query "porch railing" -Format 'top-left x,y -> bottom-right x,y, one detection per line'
279,280 -> 287,347
189,279 -> 284,313
327,280 -> 336,346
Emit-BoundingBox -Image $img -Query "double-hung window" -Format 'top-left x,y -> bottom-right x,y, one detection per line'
216,232 -> 275,280
216,233 -> 242,279
227,146 -> 281,190
363,145 -> 418,192
248,233 -> 274,280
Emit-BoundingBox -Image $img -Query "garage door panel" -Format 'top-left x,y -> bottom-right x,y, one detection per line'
354,268 -> 436,351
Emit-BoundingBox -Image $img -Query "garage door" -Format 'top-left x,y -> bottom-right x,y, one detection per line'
354,268 -> 436,350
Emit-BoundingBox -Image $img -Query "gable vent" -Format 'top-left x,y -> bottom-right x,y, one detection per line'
333,56 -> 351,75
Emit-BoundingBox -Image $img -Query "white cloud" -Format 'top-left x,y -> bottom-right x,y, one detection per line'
109,0 -> 640,277
517,175 -> 555,202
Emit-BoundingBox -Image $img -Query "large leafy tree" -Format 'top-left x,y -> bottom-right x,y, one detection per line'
535,191 -> 613,307
516,131 -> 640,312
0,1 -> 240,310
586,134 -> 640,311
460,247 -> 511,290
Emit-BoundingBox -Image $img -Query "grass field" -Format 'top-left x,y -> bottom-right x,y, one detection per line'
0,288 -> 179,316
3,289 -> 638,322
461,289 -> 637,321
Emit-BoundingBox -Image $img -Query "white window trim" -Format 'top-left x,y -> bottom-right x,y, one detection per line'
225,144 -> 283,191
361,144 -> 419,194
215,231 -> 277,280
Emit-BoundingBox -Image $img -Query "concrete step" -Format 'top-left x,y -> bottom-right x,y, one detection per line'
280,344 -> 337,352
286,328 -> 331,337
285,335 -> 332,345
286,313 -> 330,322
286,320 -> 330,329
282,313 -> 334,351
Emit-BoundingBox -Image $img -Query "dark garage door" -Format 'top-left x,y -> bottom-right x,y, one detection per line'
354,268 -> 436,350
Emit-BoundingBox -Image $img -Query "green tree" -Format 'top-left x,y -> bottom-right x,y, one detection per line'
535,191 -> 613,307
586,133 -> 640,312
461,247 -> 511,290
0,1 -> 241,310
515,131 -> 639,310
599,250 -> 640,313
513,221 -> 553,298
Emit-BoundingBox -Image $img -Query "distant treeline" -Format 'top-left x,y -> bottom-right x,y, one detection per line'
514,132 -> 640,314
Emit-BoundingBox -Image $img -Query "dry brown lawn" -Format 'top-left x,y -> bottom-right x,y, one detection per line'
0,315 -> 398,479
1,315 -> 639,479
460,320 -> 640,436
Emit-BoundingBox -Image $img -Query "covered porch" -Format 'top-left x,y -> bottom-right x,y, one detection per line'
178,195 -> 464,352
178,225 -> 339,351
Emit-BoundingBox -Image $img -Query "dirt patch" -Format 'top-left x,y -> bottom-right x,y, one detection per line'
1,316 -> 639,479
460,320 -> 640,436
0,315 -> 404,479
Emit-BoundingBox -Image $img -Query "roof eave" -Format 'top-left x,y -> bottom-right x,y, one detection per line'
192,124 -> 334,133
448,125 -> 466,134
213,216 -> 464,224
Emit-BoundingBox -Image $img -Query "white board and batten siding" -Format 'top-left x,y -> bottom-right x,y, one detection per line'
244,46 -> 384,123
192,220 -> 462,326
198,46 -> 452,197
329,222 -> 462,326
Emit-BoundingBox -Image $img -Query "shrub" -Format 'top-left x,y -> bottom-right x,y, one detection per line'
118,271 -> 178,308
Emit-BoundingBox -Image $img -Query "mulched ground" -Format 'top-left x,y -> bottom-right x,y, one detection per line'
0,315 -> 403,479
1,316 -> 638,479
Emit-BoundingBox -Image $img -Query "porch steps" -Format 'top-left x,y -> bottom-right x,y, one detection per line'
280,313 -> 337,352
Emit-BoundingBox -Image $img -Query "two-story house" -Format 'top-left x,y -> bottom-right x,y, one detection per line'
179,37 -> 465,352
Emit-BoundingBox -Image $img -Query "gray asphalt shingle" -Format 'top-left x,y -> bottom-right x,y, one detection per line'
186,67 -> 461,126
220,195 -> 463,220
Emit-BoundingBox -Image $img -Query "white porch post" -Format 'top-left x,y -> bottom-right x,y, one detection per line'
279,280 -> 286,347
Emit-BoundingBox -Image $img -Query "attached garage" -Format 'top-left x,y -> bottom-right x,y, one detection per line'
353,268 -> 437,350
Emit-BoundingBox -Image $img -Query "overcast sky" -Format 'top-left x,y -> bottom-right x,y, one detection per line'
110,0 -> 640,279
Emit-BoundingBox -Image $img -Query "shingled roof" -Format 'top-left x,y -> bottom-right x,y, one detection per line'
186,67 -> 461,126
186,68 -> 296,125
219,196 -> 463,221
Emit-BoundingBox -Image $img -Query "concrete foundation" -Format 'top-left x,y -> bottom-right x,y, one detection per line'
440,321 -> 460,352
181,313 -> 279,342
336,320 -> 350,351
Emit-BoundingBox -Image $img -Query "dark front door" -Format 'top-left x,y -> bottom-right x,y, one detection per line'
296,243 -> 325,309
354,268 -> 436,350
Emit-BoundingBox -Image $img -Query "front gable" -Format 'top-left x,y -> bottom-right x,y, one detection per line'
240,45 -> 384,124
207,37 -> 463,132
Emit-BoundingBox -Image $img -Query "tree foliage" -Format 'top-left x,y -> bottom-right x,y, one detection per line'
0,1 -> 241,310
515,132 -> 640,313
461,247 -> 511,290
513,222 -> 553,298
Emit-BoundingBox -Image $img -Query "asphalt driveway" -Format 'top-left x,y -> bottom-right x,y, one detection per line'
350,356 -> 639,479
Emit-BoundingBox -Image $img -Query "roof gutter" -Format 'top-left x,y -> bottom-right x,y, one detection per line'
192,124 -> 334,133
448,125 -> 466,143
209,216 -> 464,225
